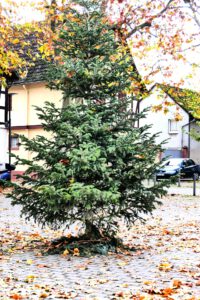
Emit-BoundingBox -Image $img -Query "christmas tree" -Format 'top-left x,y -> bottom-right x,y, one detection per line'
9,0 -> 167,244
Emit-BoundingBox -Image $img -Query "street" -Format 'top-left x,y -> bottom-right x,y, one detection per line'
0,193 -> 200,299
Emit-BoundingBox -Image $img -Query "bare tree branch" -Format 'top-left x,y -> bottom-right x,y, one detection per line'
177,43 -> 200,52
125,0 -> 176,39
189,0 -> 200,28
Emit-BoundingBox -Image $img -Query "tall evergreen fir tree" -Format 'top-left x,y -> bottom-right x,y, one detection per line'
9,0 -> 167,241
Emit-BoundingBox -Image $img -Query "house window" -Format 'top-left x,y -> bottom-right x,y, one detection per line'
11,135 -> 19,150
168,119 -> 178,134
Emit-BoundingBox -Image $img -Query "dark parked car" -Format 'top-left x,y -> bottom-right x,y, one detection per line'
0,170 -> 11,181
156,158 -> 200,180
0,163 -> 15,181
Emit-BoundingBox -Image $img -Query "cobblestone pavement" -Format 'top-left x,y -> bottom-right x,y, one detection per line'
0,194 -> 200,299
167,186 -> 200,196
166,180 -> 200,196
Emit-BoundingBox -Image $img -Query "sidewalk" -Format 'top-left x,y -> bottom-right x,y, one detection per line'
167,186 -> 200,195
1,194 -> 200,299
167,181 -> 200,196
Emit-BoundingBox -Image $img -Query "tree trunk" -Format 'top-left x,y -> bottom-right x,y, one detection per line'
84,221 -> 103,240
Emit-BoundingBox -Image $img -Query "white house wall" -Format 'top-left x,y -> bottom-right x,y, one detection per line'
190,123 -> 200,163
139,88 -> 189,153
0,128 -> 8,163
0,89 -> 9,164
10,82 -> 63,127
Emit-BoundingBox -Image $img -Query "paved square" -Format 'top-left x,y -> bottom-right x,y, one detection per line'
0,194 -> 200,299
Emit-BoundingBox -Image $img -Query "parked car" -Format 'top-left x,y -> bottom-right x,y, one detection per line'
0,170 -> 11,181
0,163 -> 15,181
156,158 -> 200,180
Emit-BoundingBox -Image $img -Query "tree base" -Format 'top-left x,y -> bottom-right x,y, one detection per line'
44,234 -> 125,256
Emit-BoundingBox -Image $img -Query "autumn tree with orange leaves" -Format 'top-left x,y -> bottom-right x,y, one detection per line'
1,0 -> 199,95
42,1 -> 199,80
32,0 -> 199,116
0,1 -> 39,85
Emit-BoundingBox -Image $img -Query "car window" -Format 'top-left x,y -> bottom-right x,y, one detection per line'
165,159 -> 182,166
187,160 -> 195,166
182,161 -> 187,167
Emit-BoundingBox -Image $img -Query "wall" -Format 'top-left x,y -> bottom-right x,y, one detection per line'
10,82 -> 63,127
190,122 -> 200,163
0,88 -> 9,164
11,128 -> 54,180
139,87 -> 189,156
9,82 -> 63,176
0,128 -> 8,164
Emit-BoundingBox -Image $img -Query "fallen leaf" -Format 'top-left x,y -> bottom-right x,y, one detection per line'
39,292 -> 48,298
162,228 -> 172,235
143,280 -> 153,285
115,291 -> 124,297
196,280 -> 200,286
172,279 -> 182,289
10,294 -> 23,300
98,278 -> 109,284
26,259 -> 33,265
63,249 -> 69,256
121,283 -> 129,288
25,274 -> 36,283
162,287 -> 173,296
117,261 -> 127,267
73,248 -> 80,256
158,262 -> 173,271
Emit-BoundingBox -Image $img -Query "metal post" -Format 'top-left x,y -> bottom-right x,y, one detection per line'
8,108 -> 11,166
5,90 -> 12,166
153,174 -> 156,185
178,170 -> 181,187
193,174 -> 196,196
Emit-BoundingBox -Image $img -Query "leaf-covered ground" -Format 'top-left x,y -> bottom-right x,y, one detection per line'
0,193 -> 200,299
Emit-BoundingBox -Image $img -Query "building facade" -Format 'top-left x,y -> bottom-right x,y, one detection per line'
0,87 -> 9,169
139,85 -> 200,161
9,81 -> 62,178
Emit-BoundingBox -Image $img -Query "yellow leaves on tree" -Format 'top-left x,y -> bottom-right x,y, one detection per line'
174,112 -> 183,121
0,0 -> 39,85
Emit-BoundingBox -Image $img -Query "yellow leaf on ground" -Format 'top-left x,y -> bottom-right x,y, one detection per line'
26,259 -> 33,265
158,262 -> 173,271
63,249 -> 69,256
73,248 -> 80,256
143,280 -> 153,285
25,274 -> 36,283
117,261 -> 128,267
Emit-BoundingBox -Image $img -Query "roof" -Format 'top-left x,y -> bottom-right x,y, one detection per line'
12,59 -> 49,85
158,84 -> 200,120
9,32 -> 49,86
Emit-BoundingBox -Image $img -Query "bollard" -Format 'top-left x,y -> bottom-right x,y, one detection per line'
193,174 -> 196,196
153,174 -> 157,185
177,171 -> 181,187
